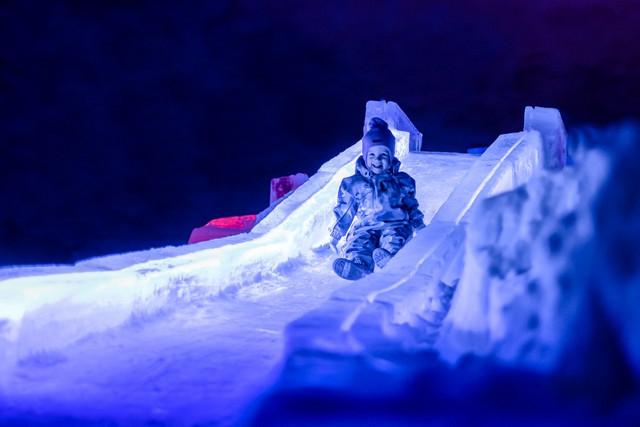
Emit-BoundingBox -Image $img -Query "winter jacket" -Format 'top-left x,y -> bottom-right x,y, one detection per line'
331,156 -> 424,242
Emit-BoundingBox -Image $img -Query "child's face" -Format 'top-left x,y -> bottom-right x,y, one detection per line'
366,146 -> 391,174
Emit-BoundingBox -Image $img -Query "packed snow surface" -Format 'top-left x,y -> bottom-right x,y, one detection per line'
2,118 -> 639,425
0,145 -> 476,424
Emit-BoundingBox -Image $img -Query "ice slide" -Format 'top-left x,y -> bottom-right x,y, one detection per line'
277,104 -> 567,382
0,101 -> 566,424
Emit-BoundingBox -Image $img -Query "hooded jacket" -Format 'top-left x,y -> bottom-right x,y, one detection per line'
331,156 -> 424,241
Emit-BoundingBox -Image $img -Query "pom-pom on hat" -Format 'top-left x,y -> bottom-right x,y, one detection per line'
362,117 -> 395,159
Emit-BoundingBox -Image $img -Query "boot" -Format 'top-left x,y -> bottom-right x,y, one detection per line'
332,258 -> 370,281
373,248 -> 392,269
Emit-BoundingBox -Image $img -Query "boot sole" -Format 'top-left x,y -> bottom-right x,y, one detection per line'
373,248 -> 391,269
333,258 -> 369,281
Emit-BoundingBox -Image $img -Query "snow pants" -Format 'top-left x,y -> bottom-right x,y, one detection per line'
343,221 -> 413,272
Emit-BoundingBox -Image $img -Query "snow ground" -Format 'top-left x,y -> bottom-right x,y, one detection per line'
7,106 -> 628,426
1,250 -> 341,425
0,149 -> 476,425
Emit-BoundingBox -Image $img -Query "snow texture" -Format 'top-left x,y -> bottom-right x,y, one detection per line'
2,103 -> 639,425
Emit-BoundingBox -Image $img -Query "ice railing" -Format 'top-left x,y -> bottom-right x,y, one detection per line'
282,107 -> 567,375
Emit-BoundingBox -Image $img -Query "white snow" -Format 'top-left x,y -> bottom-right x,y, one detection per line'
0,118 -> 477,424
3,103 -> 636,425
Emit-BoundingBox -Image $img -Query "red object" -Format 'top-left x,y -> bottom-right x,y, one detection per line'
270,173 -> 309,204
189,172 -> 308,244
188,214 -> 257,244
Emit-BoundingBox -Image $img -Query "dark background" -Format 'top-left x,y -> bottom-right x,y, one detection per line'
2,0 -> 640,266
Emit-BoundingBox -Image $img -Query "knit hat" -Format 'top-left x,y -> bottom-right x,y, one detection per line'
362,117 -> 395,159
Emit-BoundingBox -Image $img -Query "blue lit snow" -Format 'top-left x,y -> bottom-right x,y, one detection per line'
1,105 -> 639,425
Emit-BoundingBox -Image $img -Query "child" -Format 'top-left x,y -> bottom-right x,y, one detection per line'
330,117 -> 425,280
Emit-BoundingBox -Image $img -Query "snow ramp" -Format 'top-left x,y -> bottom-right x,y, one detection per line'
0,102 -> 566,410
0,101 -> 565,354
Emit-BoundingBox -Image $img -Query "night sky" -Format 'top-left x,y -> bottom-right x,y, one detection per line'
2,0 -> 640,266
